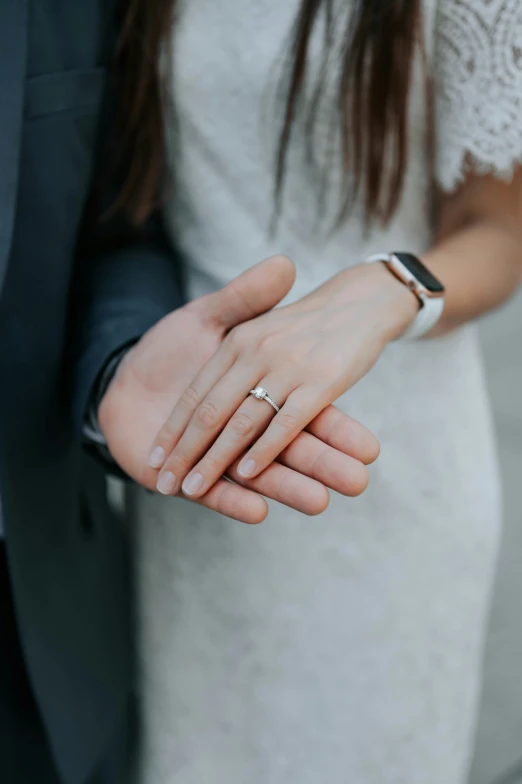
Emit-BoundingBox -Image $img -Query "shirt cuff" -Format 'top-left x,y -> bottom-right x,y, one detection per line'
82,340 -> 138,454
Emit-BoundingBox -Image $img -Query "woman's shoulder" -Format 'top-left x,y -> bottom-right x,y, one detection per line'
432,0 -> 522,192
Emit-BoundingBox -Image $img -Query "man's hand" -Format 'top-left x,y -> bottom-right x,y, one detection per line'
98,257 -> 379,524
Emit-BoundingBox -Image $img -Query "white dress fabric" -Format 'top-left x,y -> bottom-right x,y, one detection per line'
131,2 -> 522,782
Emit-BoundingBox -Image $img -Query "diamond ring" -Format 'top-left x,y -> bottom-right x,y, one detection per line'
249,386 -> 280,413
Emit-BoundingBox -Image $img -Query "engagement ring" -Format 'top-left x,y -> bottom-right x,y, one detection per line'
249,386 -> 280,413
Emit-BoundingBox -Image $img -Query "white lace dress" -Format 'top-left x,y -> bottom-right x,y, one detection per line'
131,2 -> 522,782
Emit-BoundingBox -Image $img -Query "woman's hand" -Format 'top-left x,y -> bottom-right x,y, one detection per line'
149,256 -> 416,500
99,255 -> 381,523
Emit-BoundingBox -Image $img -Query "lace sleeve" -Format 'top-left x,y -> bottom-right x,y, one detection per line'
434,0 -> 522,192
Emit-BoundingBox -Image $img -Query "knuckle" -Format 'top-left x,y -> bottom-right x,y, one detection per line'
228,281 -> 254,318
230,411 -> 255,438
227,326 -> 246,351
277,410 -> 299,432
313,355 -> 344,381
154,428 -> 171,446
309,445 -> 328,478
180,385 -> 201,410
195,400 -> 220,429
215,482 -> 232,518
257,332 -> 278,354
165,452 -> 190,474
274,474 -> 289,505
200,453 -> 220,474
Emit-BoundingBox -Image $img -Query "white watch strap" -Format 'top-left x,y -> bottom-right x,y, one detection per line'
364,253 -> 444,340
400,294 -> 444,339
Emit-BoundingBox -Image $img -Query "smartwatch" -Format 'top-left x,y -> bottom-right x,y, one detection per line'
364,252 -> 445,339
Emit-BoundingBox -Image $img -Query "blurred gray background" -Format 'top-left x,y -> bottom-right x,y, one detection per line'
471,288 -> 522,784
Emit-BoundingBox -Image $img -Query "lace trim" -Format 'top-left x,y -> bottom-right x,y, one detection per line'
434,0 -> 522,191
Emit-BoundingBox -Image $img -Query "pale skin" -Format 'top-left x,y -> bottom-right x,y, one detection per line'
98,256 -> 380,525
146,168 -> 522,502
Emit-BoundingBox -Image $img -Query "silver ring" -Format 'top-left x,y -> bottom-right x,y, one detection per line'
249,386 -> 280,413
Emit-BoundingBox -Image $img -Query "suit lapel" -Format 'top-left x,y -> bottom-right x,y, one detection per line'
0,0 -> 29,296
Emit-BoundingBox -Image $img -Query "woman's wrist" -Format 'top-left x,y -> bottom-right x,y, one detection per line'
335,262 -> 421,344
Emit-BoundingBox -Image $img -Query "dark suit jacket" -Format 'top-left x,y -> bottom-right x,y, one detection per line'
0,2 -> 183,782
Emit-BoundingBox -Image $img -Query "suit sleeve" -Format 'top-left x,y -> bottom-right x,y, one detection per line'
68,202 -> 185,437
66,48 -> 186,439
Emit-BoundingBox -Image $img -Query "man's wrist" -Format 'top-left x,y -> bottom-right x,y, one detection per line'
83,340 -> 138,449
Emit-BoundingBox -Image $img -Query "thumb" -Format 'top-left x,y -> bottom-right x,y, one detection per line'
205,255 -> 296,329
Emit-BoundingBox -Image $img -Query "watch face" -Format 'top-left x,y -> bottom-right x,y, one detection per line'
393,252 -> 445,293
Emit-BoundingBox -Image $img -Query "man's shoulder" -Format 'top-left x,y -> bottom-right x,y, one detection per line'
28,0 -> 120,78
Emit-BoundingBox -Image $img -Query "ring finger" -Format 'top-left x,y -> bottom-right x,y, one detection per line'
160,375 -> 293,497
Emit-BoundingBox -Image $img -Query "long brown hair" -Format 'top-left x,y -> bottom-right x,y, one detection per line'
113,0 -> 422,227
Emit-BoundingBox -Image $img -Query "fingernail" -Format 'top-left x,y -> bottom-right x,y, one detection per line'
182,472 -> 204,496
156,471 -> 176,495
238,459 -> 256,478
148,446 -> 166,469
